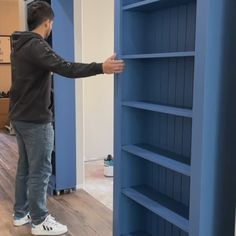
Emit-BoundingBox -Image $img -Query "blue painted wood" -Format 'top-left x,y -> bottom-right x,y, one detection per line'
122,148 -> 191,235
122,194 -> 152,234
50,0 -> 76,192
122,108 -> 145,146
173,172 -> 182,207
180,230 -> 188,236
182,117 -> 192,159
169,7 -> 178,52
185,3 -> 196,52
123,0 -> 195,11
177,6 -> 187,52
122,232 -> 151,236
122,2 -> 196,55
184,58 -> 195,111
122,144 -> 191,176
118,106 -> 192,235
181,175 -> 190,207
122,58 -> 194,109
122,186 -> 189,232
120,103 -> 192,232
189,0 -> 236,235
121,52 -> 195,59
122,101 -> 193,118
112,0 -> 236,235
113,0 -> 124,234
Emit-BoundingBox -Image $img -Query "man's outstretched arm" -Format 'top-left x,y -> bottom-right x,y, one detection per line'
29,38 -> 124,78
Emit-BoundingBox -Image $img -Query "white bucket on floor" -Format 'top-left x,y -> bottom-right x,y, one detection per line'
104,164 -> 113,177
104,155 -> 114,177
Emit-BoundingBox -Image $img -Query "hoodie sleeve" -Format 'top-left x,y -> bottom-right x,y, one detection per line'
29,38 -> 104,78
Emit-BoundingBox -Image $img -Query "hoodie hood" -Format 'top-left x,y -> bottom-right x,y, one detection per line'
11,31 -> 43,52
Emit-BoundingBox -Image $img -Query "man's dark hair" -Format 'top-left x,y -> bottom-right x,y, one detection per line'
27,1 -> 54,31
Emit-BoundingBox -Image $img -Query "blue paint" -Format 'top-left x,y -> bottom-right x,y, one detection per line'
123,0 -> 195,11
49,0 -> 76,193
190,0 -> 236,235
122,144 -> 191,176
114,0 -> 236,235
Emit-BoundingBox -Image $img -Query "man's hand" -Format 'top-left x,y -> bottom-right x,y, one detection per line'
102,53 -> 125,74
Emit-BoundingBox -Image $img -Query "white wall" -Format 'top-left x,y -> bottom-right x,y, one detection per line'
77,0 -> 114,162
74,0 -> 114,186
74,0 -> 84,188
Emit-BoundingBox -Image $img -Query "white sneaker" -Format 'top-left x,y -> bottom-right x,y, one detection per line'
31,215 -> 68,235
13,213 -> 31,226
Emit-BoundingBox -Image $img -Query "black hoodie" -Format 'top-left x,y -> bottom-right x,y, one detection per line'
9,31 -> 103,123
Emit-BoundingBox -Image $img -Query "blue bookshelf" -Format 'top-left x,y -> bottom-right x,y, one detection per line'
47,0 -> 76,195
114,0 -> 194,234
114,0 -> 236,235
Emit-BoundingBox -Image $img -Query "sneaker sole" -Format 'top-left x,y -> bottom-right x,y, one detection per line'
13,221 -> 31,227
31,228 -> 68,235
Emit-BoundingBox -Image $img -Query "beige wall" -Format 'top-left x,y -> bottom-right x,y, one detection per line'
0,0 -> 24,92
80,0 -> 114,161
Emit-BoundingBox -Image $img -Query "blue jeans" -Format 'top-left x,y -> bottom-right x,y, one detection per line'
12,121 -> 54,225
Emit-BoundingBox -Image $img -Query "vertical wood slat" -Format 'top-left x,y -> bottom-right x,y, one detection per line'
122,3 -> 196,55
122,58 -> 194,109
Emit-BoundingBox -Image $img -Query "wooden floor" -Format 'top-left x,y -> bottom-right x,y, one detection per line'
0,130 -> 113,236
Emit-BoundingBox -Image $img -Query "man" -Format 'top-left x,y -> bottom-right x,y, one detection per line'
10,1 -> 124,235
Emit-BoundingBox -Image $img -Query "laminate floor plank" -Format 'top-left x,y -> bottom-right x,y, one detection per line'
0,130 -> 112,236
